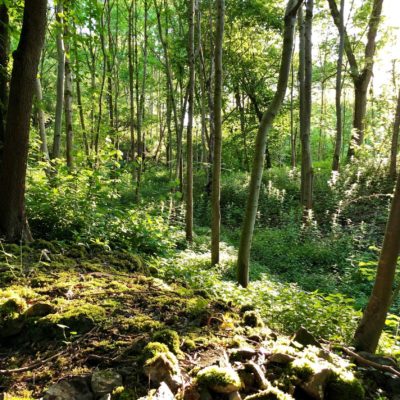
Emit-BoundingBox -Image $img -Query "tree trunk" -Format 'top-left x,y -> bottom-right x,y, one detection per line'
237,0 -> 303,287
185,0 -> 195,242
0,4 -> 9,166
0,0 -> 47,242
389,89 -> 400,180
52,0 -> 65,160
332,0 -> 344,171
64,21 -> 73,169
354,173 -> 400,352
299,1 -> 313,212
210,0 -> 225,265
35,77 -> 49,160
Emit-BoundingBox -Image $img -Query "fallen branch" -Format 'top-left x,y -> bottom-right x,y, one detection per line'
341,347 -> 400,378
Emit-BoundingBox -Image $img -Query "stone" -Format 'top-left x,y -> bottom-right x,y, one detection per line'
139,382 -> 175,400
269,353 -> 295,365
98,395 -> 111,400
301,368 -> 332,400
292,327 -> 321,348
43,377 -> 93,400
229,391 -> 242,400
24,303 -> 56,318
0,316 -> 25,339
197,365 -> 242,394
144,352 -> 183,392
91,369 -> 123,397
245,362 -> 268,390
229,348 -> 258,362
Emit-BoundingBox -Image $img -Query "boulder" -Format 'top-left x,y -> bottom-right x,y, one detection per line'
269,353 -> 295,365
24,303 -> 56,318
43,376 -> 93,400
91,369 -> 123,397
138,382 -> 175,400
301,368 -> 332,400
245,362 -> 268,390
196,365 -> 242,394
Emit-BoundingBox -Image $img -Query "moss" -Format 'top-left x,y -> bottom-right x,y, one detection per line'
196,365 -> 242,391
65,245 -> 88,259
118,314 -> 163,334
240,304 -> 256,314
182,338 -> 196,351
29,239 -> 60,254
244,385 -> 294,400
0,298 -> 26,318
326,371 -> 365,400
289,358 -> 315,381
243,310 -> 264,328
152,329 -> 181,354
44,303 -> 106,333
143,342 -> 170,360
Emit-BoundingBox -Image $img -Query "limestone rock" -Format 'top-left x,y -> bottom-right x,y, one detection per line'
245,362 -> 268,390
91,369 -> 123,397
269,353 -> 295,365
301,368 -> 332,400
24,303 -> 56,318
138,382 -> 175,400
197,365 -> 242,394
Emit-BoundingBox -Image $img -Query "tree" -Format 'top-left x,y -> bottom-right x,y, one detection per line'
237,0 -> 303,287
210,0 -> 225,265
0,2 -> 8,164
332,0 -> 344,171
298,0 -> 313,212
0,0 -> 48,241
185,0 -> 195,242
354,172 -> 400,352
389,89 -> 400,180
52,0 -> 65,159
327,0 -> 384,158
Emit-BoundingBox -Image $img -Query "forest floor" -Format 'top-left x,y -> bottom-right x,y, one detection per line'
0,241 -> 399,399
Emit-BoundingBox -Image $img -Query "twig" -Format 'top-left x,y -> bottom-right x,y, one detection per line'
0,328 -> 97,375
341,347 -> 400,378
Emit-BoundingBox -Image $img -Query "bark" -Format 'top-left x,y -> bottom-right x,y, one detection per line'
354,173 -> 400,352
237,0 -> 303,287
64,20 -> 73,169
389,90 -> 400,180
185,0 -> 195,242
35,77 -> 49,160
299,1 -> 313,212
0,0 -> 47,242
52,0 -> 65,160
327,0 -> 383,158
290,47 -> 296,168
332,0 -> 344,171
235,89 -> 249,171
127,0 -> 135,162
211,0 -> 225,265
0,4 -> 9,165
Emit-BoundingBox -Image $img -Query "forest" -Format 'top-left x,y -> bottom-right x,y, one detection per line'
0,0 -> 400,398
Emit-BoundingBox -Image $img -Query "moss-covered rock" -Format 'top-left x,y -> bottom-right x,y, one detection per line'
196,365 -> 242,394
143,342 -> 170,360
153,329 -> 181,354
325,371 -> 365,400
242,311 -> 264,328
244,385 -> 294,400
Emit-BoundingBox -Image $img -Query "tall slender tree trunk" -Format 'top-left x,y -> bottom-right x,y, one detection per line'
237,0 -> 303,287
64,19 -> 74,169
0,0 -> 47,242
0,4 -> 9,166
52,0 -> 65,160
127,0 -> 135,162
186,0 -> 195,242
332,0 -> 344,171
389,89 -> 400,180
290,47 -> 296,169
354,172 -> 400,352
35,77 -> 49,160
299,1 -> 313,212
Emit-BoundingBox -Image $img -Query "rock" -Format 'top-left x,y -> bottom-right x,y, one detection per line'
139,382 -> 175,400
229,391 -> 242,400
269,353 -> 295,365
229,347 -> 257,362
0,316 -> 25,339
197,365 -> 242,394
242,311 -> 264,328
24,303 -> 56,318
144,352 -> 183,392
91,369 -> 123,397
98,395 -> 111,400
184,384 -> 201,400
301,368 -> 332,399
199,388 -> 213,400
325,372 -> 365,400
43,376 -> 93,400
244,386 -> 293,399
238,370 -> 256,392
363,369 -> 400,398
245,362 -> 268,390
292,327 -> 321,348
